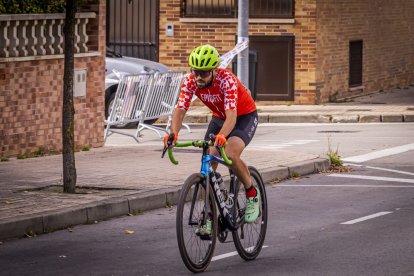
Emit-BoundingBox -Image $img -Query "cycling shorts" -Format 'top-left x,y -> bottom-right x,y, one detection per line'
204,111 -> 258,146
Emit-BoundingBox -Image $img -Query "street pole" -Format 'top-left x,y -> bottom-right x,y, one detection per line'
237,0 -> 249,91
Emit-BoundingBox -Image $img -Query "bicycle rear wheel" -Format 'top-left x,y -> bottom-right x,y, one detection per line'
232,166 -> 268,260
176,173 -> 217,273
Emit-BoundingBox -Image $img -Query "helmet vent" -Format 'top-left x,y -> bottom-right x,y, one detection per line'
211,61 -> 218,67
205,58 -> 211,66
200,59 -> 205,67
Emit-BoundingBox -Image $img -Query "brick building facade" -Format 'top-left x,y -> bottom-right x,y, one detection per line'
0,1 -> 106,158
158,0 -> 413,104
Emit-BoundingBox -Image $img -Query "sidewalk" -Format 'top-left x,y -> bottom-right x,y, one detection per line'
185,87 -> 414,123
0,87 -> 413,241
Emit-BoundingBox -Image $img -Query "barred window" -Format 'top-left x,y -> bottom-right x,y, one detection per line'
182,0 -> 294,18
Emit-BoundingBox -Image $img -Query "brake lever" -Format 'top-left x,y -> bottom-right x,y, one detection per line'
161,146 -> 168,158
161,133 -> 176,158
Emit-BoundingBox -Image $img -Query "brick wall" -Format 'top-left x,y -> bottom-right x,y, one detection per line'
159,0 -> 318,104
316,0 -> 414,102
159,0 -> 413,104
0,1 -> 106,158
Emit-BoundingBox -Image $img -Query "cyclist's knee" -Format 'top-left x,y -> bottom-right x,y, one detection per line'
209,147 -> 219,158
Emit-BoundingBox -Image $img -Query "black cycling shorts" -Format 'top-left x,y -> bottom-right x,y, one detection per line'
204,111 -> 258,146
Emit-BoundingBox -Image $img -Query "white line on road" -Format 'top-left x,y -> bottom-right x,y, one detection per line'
344,163 -> 414,176
343,143 -> 414,163
211,245 -> 268,262
328,174 -> 414,184
274,184 -> 414,188
341,212 -> 393,225
249,140 -> 319,151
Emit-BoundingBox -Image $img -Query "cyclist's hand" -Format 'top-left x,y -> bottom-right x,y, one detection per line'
214,133 -> 227,147
163,131 -> 178,148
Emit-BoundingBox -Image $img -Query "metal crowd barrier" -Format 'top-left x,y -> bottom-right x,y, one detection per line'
104,71 -> 190,143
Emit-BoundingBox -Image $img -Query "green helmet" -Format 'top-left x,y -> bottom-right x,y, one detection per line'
188,44 -> 220,70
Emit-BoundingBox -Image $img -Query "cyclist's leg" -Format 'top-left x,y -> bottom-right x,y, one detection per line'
225,136 -> 251,187
226,110 -> 258,188
226,111 -> 260,222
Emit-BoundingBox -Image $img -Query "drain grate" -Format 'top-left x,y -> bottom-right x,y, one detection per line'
346,109 -> 372,112
318,130 -> 359,133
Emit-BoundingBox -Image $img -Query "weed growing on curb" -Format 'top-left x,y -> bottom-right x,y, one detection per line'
328,150 -> 343,167
81,145 -> 90,151
0,157 -> 9,162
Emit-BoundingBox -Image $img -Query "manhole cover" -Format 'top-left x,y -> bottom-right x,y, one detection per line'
318,130 -> 359,133
346,109 -> 372,112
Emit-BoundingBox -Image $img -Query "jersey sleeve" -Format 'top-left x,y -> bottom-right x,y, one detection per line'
219,70 -> 238,111
176,74 -> 195,111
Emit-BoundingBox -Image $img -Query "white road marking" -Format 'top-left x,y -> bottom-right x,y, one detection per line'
341,212 -> 393,225
343,143 -> 414,163
274,184 -> 414,188
344,163 -> 414,176
249,140 -> 318,151
328,174 -> 414,184
211,245 -> 268,262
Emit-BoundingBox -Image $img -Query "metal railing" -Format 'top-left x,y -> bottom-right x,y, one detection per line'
182,0 -> 294,18
0,12 -> 96,59
104,71 -> 190,143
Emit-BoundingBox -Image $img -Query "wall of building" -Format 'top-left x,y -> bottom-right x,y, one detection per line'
159,0 -> 318,104
316,0 -> 414,102
0,1 -> 106,158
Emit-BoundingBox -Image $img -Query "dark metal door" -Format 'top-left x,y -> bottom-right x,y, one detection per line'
106,0 -> 159,61
250,35 -> 294,101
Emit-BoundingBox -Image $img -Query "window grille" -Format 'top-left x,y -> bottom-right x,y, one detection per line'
182,0 -> 294,18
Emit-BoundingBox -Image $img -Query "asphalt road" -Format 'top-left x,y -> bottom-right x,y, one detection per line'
1,123 -> 413,276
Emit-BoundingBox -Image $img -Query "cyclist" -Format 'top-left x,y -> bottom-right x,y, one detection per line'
164,44 -> 260,232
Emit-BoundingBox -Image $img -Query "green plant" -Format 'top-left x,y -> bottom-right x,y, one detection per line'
328,150 -> 343,167
33,147 -> 45,157
81,145 -> 90,151
327,138 -> 343,167
290,172 -> 301,178
0,0 -> 66,14
129,209 -> 143,216
0,157 -> 9,162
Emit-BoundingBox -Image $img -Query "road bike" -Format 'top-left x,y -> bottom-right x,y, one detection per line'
162,134 -> 268,273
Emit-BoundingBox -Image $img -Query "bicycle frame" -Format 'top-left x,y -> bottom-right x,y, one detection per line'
195,145 -> 243,232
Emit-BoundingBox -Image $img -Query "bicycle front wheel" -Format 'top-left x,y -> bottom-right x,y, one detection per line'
232,166 -> 268,260
176,173 -> 217,273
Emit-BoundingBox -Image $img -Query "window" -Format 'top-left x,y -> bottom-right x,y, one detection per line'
349,40 -> 363,87
182,0 -> 294,18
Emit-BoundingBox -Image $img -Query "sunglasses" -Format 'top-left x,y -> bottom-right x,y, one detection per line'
191,69 -> 212,78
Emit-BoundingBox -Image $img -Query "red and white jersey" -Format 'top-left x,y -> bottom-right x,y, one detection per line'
176,68 -> 256,119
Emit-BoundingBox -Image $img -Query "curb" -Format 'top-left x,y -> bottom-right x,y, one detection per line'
0,158 -> 330,241
182,113 -> 414,124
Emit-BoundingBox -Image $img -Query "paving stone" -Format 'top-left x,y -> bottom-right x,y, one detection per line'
381,114 -> 403,122
359,115 -> 381,123
331,115 -> 359,123
403,114 -> 414,122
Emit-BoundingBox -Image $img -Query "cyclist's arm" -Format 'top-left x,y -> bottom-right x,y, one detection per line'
170,108 -> 187,135
219,109 -> 237,137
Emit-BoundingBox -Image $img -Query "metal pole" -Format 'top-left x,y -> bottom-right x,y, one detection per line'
237,0 -> 249,90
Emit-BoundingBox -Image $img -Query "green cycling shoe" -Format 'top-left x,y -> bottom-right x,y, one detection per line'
245,188 -> 261,223
195,218 -> 212,236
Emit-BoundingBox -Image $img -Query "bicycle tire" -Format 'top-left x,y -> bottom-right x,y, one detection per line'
232,166 -> 268,260
176,173 -> 218,273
